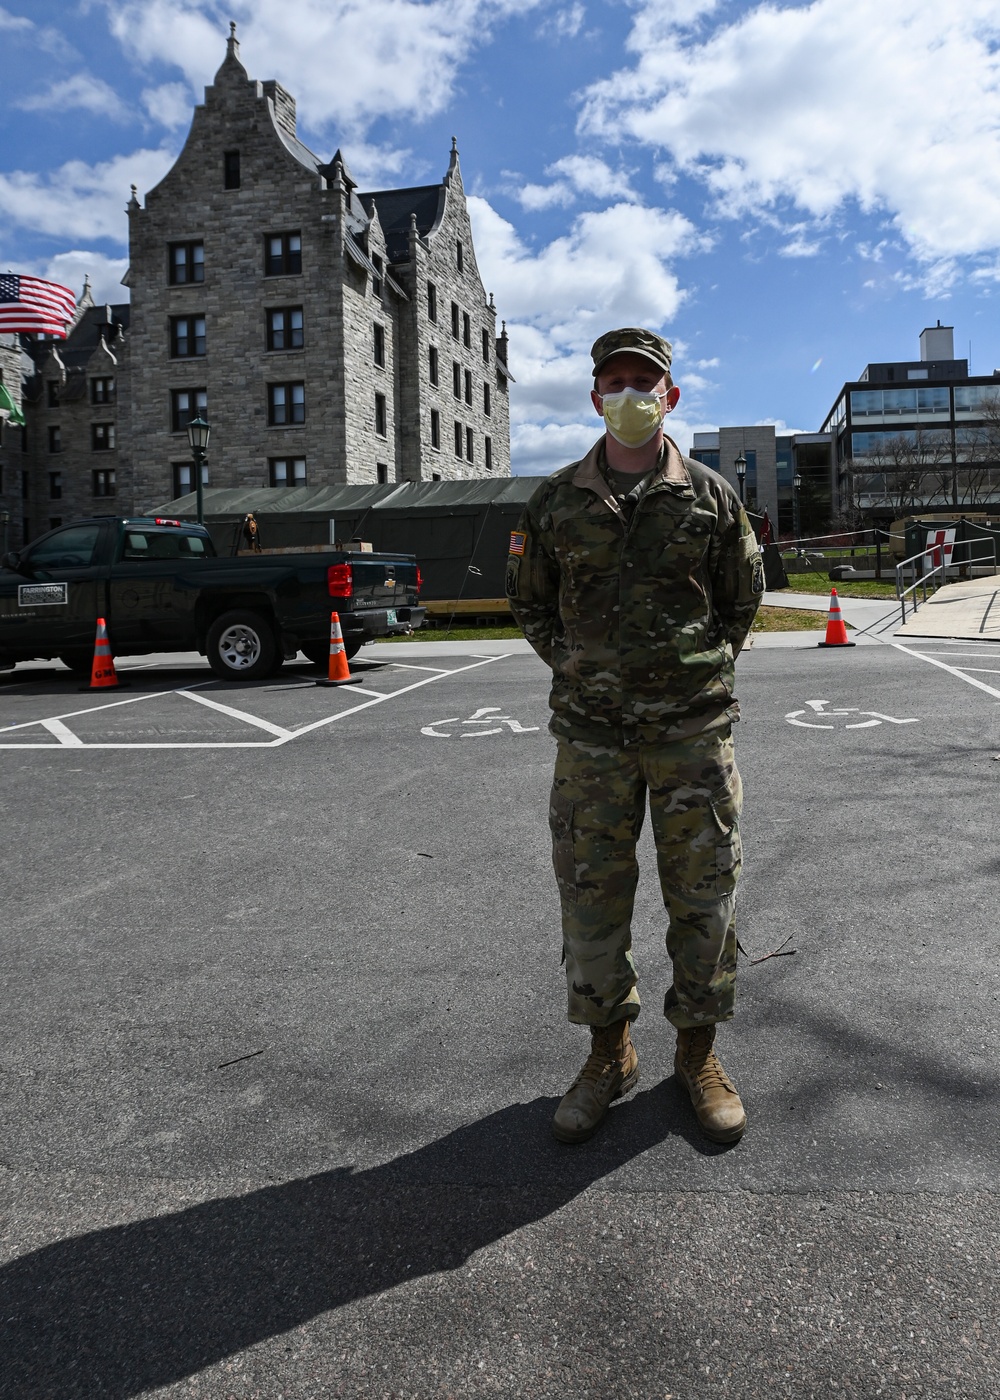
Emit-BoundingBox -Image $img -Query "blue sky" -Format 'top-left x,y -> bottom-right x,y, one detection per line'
4,0 -> 1000,474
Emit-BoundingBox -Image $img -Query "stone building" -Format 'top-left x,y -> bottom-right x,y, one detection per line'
126,24 -> 510,508
7,25 -> 510,545
13,287 -> 130,544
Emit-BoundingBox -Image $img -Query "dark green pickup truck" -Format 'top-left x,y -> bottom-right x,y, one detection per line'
0,516 -> 425,680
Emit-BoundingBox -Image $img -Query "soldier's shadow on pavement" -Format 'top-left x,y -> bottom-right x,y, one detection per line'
0,1085 -> 701,1400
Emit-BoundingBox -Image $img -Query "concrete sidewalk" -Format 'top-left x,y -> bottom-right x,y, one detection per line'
895,573 -> 1000,641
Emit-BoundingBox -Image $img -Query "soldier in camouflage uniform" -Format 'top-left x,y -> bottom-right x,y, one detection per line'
506,328 -> 764,1145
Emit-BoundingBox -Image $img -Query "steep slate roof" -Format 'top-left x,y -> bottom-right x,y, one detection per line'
362,185 -> 447,263
23,303 -> 129,375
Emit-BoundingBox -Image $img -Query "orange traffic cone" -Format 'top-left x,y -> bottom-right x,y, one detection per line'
817,588 -> 856,648
82,616 -> 127,689
315,611 -> 362,686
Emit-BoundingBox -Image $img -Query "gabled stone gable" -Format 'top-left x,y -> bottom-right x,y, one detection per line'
123,25 -> 508,508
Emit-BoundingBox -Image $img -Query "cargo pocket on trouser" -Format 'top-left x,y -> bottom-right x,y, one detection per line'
549,788 -> 577,903
709,767 -> 743,898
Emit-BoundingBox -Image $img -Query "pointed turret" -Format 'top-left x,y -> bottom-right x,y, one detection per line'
214,20 -> 248,86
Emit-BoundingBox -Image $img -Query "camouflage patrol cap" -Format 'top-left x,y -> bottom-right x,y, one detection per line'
591,327 -> 673,379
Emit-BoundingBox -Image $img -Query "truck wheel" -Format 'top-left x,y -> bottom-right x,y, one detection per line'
206,610 -> 277,681
301,642 -> 329,670
58,651 -> 92,676
344,637 -> 364,660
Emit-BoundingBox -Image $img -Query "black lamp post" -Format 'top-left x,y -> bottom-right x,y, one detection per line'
0,508 -> 9,555
793,469 -> 803,540
186,417 -> 210,525
734,451 -> 747,504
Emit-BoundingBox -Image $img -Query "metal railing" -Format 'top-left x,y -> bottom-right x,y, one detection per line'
895,536 -> 998,623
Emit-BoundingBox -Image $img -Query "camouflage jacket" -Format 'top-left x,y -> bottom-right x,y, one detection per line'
506,436 -> 764,743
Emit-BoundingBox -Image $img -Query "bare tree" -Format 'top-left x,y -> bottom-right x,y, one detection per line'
955,391 -> 1000,506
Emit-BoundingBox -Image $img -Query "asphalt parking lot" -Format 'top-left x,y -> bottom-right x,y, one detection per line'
0,635 -> 998,1398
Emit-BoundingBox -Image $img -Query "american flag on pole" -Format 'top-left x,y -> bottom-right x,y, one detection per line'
0,273 -> 77,337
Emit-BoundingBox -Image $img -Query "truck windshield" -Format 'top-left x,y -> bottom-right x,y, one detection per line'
122,532 -> 210,560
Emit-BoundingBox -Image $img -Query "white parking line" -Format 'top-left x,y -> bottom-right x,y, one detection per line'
892,643 -> 1000,700
176,688 -> 294,738
0,655 -> 510,749
40,718 -> 85,746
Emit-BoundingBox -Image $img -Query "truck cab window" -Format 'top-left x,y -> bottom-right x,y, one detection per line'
26,524 -> 101,572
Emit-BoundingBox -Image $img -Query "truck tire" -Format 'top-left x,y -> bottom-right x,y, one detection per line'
303,637 -> 364,667
58,650 -> 93,676
206,610 -> 277,681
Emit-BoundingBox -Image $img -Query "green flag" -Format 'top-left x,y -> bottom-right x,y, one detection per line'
0,381 -> 25,428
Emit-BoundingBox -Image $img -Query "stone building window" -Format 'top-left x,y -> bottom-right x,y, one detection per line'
264,231 -> 302,276
451,302 -> 460,339
48,426 -> 61,453
92,423 -> 116,451
49,471 -> 62,500
484,382 -> 491,417
269,457 -> 306,486
268,382 -> 305,425
432,472 -> 441,482
171,388 -> 207,432
171,315 -> 206,358
47,380 -> 60,408
48,518 -> 62,531
452,361 -> 461,399
21,470 -> 29,499
373,323 -> 385,368
172,462 -> 199,496
485,436 -> 493,471
454,420 -> 463,457
92,469 -> 116,497
466,427 -> 474,462
482,328 -> 490,363
456,239 -> 464,271
428,346 -> 439,386
91,377 -> 114,404
463,312 -> 471,349
376,463 -> 388,484
372,254 -> 383,298
464,370 -> 472,406
169,241 -> 204,285
430,409 -> 441,450
427,283 -> 437,322
375,393 -> 387,437
267,307 -> 304,351
224,150 -> 241,190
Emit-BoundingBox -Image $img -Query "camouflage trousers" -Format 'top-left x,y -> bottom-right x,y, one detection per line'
549,729 -> 742,1030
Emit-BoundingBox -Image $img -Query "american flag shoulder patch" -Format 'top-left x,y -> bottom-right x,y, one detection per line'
509,531 -> 526,556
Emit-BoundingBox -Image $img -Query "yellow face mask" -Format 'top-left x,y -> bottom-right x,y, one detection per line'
598,388 -> 667,448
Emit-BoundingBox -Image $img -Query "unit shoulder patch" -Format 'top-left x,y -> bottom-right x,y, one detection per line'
509,531 -> 526,556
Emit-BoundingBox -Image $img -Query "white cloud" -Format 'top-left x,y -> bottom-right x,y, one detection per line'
15,74 -> 130,121
468,194 -> 712,472
141,82 -> 193,129
0,147 -> 177,244
42,252 -> 130,307
469,195 -> 706,349
694,356 -> 719,369
579,0 -> 1000,265
510,154 -> 639,211
103,0 -> 543,139
779,235 -> 822,259
0,6 -> 32,31
513,180 -> 575,211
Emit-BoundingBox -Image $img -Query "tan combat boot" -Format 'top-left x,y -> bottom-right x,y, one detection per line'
551,1020 -> 639,1144
674,1024 -> 746,1143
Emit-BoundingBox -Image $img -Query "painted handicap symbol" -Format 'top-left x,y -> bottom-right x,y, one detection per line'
785,698 -> 919,730
421,706 -> 540,738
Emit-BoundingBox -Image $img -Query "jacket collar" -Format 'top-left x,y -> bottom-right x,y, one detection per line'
571,434 -> 693,515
